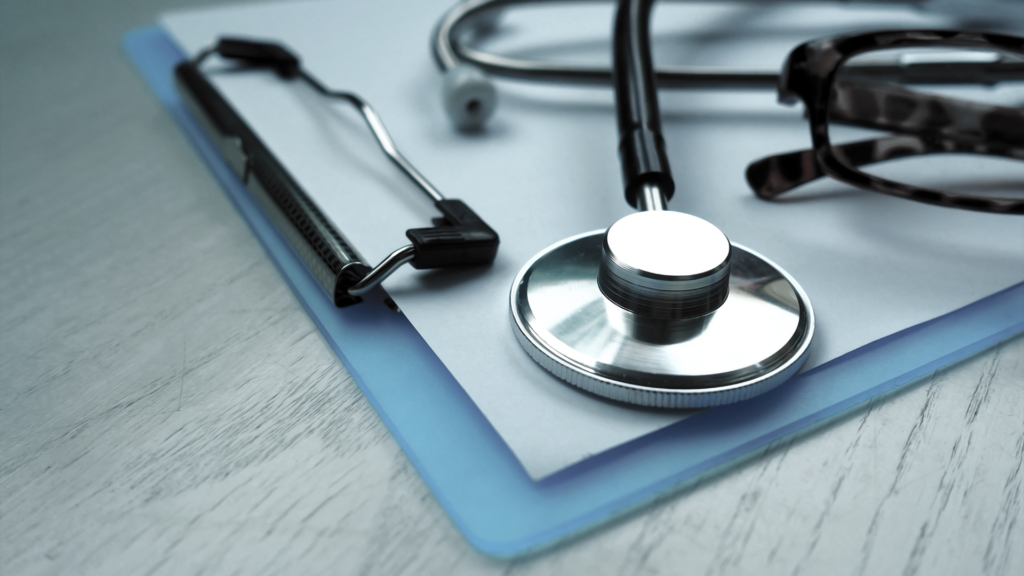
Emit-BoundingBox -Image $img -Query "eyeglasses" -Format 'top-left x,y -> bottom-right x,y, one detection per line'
746,30 -> 1024,215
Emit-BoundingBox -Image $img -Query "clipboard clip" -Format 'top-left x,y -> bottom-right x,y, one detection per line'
175,38 -> 499,307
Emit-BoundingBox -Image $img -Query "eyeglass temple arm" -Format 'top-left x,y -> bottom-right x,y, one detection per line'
828,78 -> 1024,146
748,80 -> 1024,198
746,134 -> 1023,199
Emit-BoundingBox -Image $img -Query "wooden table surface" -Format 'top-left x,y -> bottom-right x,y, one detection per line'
1,1 -> 1021,574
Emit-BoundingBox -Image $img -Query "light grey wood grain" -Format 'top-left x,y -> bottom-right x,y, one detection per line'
1,1 -> 1021,575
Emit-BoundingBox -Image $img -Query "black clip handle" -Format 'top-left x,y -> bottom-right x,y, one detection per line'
216,38 -> 301,79
406,200 -> 499,269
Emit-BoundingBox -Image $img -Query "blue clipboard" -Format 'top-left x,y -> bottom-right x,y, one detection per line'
124,25 -> 1024,558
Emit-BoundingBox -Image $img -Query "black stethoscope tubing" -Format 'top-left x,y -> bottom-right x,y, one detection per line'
433,0 -> 780,89
613,0 -> 675,208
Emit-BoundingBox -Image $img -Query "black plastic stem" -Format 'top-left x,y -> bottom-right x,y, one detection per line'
614,0 -> 674,208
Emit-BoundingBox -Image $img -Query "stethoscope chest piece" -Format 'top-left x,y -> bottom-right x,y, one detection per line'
510,211 -> 814,408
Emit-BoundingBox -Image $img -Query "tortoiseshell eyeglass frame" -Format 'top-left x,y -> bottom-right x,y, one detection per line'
746,30 -> 1024,215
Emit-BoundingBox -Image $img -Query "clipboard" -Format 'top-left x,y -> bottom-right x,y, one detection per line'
124,24 -> 1024,558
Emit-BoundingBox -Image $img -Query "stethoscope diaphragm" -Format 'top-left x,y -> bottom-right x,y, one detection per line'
510,213 -> 814,408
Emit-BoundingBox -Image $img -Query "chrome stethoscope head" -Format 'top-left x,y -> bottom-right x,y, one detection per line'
510,185 -> 814,408
507,0 -> 813,407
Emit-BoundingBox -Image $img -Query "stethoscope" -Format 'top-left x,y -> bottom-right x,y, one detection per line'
436,0 -> 816,408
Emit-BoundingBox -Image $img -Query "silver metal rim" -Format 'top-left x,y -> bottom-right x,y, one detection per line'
509,230 -> 815,409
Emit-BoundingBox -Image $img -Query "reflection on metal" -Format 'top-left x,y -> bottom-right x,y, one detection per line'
636,182 -> 668,211
510,230 -> 814,408
348,245 -> 417,296
597,211 -> 732,321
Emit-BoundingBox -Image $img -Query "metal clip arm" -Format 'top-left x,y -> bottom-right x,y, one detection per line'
185,37 -> 501,305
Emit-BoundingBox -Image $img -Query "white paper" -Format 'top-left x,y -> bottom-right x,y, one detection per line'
162,0 -> 1023,479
